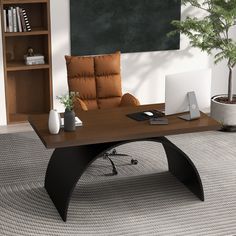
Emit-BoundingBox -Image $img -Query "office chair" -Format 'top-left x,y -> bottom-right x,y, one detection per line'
65,51 -> 140,175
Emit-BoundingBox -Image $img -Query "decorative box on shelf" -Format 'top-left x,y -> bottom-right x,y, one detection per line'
24,54 -> 45,65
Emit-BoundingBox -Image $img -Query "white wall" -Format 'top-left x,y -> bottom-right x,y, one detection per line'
50,0 -> 70,113
0,1 -> 234,125
210,25 -> 236,96
50,1 -> 211,107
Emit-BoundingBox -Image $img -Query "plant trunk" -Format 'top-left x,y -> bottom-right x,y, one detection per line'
228,66 -> 233,102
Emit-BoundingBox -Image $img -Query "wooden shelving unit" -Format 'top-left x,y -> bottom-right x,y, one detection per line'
0,0 -> 52,124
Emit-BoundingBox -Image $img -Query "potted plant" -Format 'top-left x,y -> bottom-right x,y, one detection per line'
170,0 -> 236,130
57,91 -> 79,131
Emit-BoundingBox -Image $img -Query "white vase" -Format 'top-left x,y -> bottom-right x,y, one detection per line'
48,109 -> 60,134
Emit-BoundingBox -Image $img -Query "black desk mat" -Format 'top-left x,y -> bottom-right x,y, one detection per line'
127,110 -> 165,121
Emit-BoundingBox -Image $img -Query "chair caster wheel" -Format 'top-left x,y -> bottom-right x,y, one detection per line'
111,149 -> 117,155
131,159 -> 138,165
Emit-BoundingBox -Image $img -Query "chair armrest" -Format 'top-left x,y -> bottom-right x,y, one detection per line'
73,97 -> 88,113
120,93 -> 140,107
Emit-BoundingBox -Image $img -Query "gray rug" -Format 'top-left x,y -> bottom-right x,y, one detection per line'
0,131 -> 236,235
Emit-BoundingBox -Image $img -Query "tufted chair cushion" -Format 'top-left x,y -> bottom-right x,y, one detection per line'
65,51 -> 140,111
65,55 -> 98,110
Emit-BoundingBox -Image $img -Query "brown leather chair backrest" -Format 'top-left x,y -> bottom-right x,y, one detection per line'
65,52 -> 122,110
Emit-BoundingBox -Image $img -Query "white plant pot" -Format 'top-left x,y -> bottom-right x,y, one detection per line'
48,109 -> 60,134
211,95 -> 236,126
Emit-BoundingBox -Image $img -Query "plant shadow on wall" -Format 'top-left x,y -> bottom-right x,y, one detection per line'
121,47 -> 193,96
121,5 -> 200,96
169,0 -> 236,130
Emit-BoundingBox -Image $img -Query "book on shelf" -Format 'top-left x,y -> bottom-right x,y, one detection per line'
7,8 -> 13,32
24,54 -> 44,60
25,60 -> 45,65
19,8 -> 27,32
3,7 -> 31,33
12,8 -> 17,32
16,7 -> 22,32
21,8 -> 31,32
24,54 -> 45,65
3,9 -> 7,32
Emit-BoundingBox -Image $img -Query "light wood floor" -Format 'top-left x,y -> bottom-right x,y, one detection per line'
0,122 -> 33,134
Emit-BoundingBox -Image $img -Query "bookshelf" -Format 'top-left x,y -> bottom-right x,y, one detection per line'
0,0 -> 52,124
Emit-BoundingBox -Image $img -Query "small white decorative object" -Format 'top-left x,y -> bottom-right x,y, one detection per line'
48,109 -> 60,134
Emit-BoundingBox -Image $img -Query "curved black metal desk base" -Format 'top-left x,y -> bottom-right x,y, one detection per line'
45,137 -> 204,222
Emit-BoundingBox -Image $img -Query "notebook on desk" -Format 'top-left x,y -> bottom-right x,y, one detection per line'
60,117 -> 83,127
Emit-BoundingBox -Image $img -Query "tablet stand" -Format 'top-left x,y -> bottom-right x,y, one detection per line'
178,91 -> 200,121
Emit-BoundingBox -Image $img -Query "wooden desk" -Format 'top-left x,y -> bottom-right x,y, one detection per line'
29,104 -> 220,221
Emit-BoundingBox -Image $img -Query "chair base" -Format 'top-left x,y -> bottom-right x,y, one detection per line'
103,149 -> 138,176
131,159 -> 138,165
103,156 -> 118,176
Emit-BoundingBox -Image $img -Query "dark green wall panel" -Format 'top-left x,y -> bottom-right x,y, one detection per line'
70,0 -> 181,55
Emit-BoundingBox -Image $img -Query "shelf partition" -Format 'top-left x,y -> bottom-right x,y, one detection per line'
4,30 -> 49,37
3,0 -> 48,4
6,61 -> 50,71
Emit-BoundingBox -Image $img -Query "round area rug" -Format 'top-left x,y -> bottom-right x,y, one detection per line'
0,131 -> 236,235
